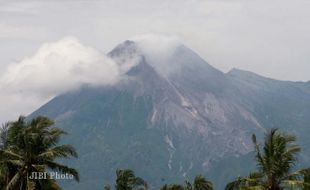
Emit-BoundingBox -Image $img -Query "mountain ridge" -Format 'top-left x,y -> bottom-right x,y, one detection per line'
29,39 -> 310,190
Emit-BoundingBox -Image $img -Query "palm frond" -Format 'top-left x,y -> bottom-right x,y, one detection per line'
6,171 -> 21,190
45,160 -> 79,181
38,144 -> 78,159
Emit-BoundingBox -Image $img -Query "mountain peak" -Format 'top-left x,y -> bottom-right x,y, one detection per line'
108,40 -> 140,60
130,34 -> 182,61
130,33 -> 182,50
109,34 -> 182,61
109,35 -> 222,79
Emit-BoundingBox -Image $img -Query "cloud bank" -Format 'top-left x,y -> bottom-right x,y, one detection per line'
0,34 -> 185,123
131,34 -> 183,76
132,34 -> 181,60
0,37 -> 120,123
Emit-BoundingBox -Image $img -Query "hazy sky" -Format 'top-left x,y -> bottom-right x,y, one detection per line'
0,0 -> 310,123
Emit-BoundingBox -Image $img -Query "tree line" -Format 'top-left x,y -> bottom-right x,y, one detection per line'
1,116 -> 309,190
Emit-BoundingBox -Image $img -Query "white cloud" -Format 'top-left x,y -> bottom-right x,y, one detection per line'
132,34 -> 181,59
0,34 -> 186,123
131,34 -> 182,76
0,37 -> 120,123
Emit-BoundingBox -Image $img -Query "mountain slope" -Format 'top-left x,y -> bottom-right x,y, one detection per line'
30,40 -> 310,190
227,68 -> 310,165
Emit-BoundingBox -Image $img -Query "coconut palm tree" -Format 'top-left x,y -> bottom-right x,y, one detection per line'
225,128 -> 310,190
160,175 -> 212,190
303,170 -> 310,190
0,116 -> 79,190
0,122 -> 9,149
185,175 -> 213,190
115,169 -> 147,190
0,122 -> 13,190
104,184 -> 111,190
225,172 -> 263,190
160,184 -> 185,190
0,157 -> 6,190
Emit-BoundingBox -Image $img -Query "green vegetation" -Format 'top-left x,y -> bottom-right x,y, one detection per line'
104,169 -> 147,190
160,184 -> 184,190
225,129 -> 310,190
1,116 -> 310,190
104,171 -> 213,190
184,175 -> 213,190
0,116 -> 79,190
103,129 -> 310,190
159,175 -> 213,190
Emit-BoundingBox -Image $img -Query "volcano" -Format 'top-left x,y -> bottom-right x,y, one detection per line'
30,38 -> 310,190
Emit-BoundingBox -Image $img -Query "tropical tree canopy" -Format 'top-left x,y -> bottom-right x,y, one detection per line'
104,184 -> 111,190
303,170 -> 310,190
185,175 -> 213,190
225,128 -> 310,190
160,175 -> 213,190
160,184 -> 185,190
115,169 -> 148,190
0,116 -> 79,190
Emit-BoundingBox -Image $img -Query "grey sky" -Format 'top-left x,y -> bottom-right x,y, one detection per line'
1,0 -> 309,81
0,0 -> 310,123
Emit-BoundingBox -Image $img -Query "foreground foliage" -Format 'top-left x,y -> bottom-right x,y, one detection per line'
103,169 -> 147,190
225,128 -> 310,190
104,170 -> 213,190
2,116 -> 310,190
160,175 -> 213,190
0,116 -> 79,190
